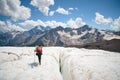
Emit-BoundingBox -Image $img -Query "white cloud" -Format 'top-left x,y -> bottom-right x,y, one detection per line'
56,7 -> 70,15
45,20 -> 66,28
68,8 -> 74,11
111,17 -> 120,31
76,18 -> 86,27
20,19 -> 66,28
0,0 -> 31,21
67,18 -> 86,28
19,19 -> 66,28
49,7 -> 77,16
95,12 -> 112,25
19,20 -> 46,28
0,20 -> 25,32
67,19 -> 77,28
95,12 -> 120,31
49,11 -> 55,16
51,7 -> 77,16
31,0 -> 54,16
0,20 -> 6,25
19,17 -> 85,29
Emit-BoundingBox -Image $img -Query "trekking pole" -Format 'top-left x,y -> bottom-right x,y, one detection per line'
34,52 -> 35,63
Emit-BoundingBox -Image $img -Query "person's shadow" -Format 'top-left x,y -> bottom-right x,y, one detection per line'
29,62 -> 38,68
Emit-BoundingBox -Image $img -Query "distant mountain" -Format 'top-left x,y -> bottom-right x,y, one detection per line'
0,25 -> 25,34
113,31 -> 120,36
68,39 -> 120,52
0,25 -> 120,46
30,26 -> 51,33
7,25 -> 51,46
0,31 -> 22,46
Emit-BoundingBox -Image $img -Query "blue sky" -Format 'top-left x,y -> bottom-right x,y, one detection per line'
0,0 -> 120,31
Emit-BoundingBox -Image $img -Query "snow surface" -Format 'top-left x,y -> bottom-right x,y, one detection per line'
0,47 -> 120,80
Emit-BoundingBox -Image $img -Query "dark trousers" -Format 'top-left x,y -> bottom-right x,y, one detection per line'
36,53 -> 42,65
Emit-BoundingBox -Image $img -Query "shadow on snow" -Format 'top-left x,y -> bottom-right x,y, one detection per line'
29,62 -> 39,68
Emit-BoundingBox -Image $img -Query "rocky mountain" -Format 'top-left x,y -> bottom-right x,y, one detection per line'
113,31 -> 120,36
67,39 -> 120,52
0,25 -> 120,46
0,31 -> 22,46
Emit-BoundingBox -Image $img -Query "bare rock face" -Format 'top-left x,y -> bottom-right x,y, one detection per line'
68,39 -> 120,53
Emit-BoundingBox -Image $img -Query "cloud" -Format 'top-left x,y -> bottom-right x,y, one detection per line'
19,19 -> 66,28
31,0 -> 54,16
68,8 -> 74,11
19,20 -> 46,28
95,12 -> 112,25
19,17 -> 85,29
49,11 -> 55,16
0,20 -> 5,26
111,17 -> 120,31
56,7 -> 70,15
95,12 -> 120,31
67,19 -> 77,28
0,0 -> 31,21
67,18 -> 86,28
45,17 -> 86,28
50,7 -> 77,16
45,20 -> 66,28
0,20 -> 25,32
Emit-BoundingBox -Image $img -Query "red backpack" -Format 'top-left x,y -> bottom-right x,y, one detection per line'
37,46 -> 42,54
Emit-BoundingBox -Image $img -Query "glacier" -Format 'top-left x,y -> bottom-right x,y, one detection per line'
0,47 -> 120,80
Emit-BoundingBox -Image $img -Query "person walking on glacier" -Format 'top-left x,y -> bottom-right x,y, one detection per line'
34,45 -> 43,65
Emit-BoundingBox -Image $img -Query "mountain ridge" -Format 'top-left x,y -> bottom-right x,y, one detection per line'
66,39 -> 120,52
0,25 -> 120,46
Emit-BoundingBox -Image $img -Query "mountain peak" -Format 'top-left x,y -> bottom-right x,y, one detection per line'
78,25 -> 90,29
53,26 -> 64,31
30,25 -> 51,32
34,25 -> 44,31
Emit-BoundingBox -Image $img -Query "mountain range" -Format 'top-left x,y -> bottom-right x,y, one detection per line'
0,25 -> 120,46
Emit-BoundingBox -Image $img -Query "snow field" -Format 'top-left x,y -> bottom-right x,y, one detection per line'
0,47 -> 63,80
0,47 -> 120,80
60,48 -> 120,80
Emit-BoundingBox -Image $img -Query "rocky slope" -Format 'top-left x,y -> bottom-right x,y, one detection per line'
67,39 -> 120,52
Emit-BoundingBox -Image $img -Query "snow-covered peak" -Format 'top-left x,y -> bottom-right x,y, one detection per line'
32,25 -> 51,32
34,26 -> 45,31
36,26 -> 43,30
